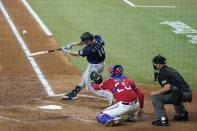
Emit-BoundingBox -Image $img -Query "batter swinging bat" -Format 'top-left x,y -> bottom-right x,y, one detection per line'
29,48 -> 62,57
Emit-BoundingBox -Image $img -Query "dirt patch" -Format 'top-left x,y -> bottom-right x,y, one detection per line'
0,0 -> 196,131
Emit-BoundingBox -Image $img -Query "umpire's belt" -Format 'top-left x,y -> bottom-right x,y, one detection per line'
122,100 -> 137,105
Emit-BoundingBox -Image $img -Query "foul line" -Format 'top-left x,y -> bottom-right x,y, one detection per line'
123,0 -> 176,8
21,0 -> 52,36
53,93 -> 107,101
123,0 -> 135,7
0,1 -> 55,96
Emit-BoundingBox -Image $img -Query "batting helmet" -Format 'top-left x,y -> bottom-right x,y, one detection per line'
152,55 -> 167,64
80,32 -> 94,42
108,65 -> 123,77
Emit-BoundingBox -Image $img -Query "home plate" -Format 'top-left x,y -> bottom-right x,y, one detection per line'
38,105 -> 62,110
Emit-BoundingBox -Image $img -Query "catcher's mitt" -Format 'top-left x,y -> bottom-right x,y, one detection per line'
90,71 -> 103,84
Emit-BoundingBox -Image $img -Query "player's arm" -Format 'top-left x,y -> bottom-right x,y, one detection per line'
150,84 -> 171,95
67,48 -> 91,57
134,87 -> 144,109
92,81 -> 109,90
151,75 -> 171,95
63,48 -> 85,57
134,87 -> 144,117
128,80 -> 144,109
67,50 -> 80,57
91,83 -> 102,90
64,40 -> 83,50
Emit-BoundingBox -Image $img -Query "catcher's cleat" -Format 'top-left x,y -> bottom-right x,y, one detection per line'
128,111 -> 139,122
105,117 -> 123,127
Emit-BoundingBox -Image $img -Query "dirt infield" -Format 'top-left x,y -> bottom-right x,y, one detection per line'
0,0 -> 196,131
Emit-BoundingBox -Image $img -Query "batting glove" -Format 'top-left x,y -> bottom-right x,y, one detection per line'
62,47 -> 70,54
65,44 -> 72,50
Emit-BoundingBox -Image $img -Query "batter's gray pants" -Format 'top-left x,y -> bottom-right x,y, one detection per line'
78,62 -> 113,105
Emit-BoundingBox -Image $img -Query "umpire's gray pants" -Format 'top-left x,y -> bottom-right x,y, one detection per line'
151,94 -> 186,118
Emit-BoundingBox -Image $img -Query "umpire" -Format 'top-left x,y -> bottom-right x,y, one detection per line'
150,55 -> 192,126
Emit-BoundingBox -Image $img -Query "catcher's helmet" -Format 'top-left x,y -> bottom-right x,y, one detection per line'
152,55 -> 167,64
80,32 -> 94,42
109,65 -> 123,77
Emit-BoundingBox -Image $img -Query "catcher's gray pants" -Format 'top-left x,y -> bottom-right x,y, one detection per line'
151,93 -> 187,118
78,62 -> 113,105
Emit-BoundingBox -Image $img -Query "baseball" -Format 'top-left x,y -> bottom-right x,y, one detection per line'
22,30 -> 27,34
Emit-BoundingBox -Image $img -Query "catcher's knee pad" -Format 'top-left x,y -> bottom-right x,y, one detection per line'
96,113 -> 113,124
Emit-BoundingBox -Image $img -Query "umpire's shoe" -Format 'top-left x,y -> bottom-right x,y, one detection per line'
62,85 -> 82,100
152,117 -> 169,127
174,111 -> 188,121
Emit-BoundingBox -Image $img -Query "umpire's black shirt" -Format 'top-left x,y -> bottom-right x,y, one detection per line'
158,66 -> 190,92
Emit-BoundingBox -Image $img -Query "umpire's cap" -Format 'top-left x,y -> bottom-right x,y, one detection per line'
152,55 -> 167,64
80,32 -> 94,42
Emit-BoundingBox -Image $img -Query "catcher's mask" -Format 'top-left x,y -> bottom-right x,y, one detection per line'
108,65 -> 123,77
80,32 -> 94,43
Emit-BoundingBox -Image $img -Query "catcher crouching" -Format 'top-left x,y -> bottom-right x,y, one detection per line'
90,65 -> 144,127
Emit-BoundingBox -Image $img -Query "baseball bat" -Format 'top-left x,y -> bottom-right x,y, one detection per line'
29,48 -> 62,57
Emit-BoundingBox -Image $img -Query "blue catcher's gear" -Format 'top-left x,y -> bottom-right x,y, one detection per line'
108,65 -> 126,80
96,113 -> 113,124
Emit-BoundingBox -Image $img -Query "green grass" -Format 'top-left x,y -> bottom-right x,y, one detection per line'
28,0 -> 197,89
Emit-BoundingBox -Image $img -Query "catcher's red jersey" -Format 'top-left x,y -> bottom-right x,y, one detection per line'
95,78 -> 138,103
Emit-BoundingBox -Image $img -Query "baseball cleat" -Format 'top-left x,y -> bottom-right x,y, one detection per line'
62,91 -> 78,100
105,117 -> 123,127
62,95 -> 78,100
128,112 -> 138,122
174,111 -> 188,121
62,85 -> 82,100
152,117 -> 169,127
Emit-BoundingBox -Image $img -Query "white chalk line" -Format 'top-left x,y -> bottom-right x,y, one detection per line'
0,1 -> 55,96
123,0 -> 176,8
135,5 -> 176,8
123,0 -> 135,7
53,93 -> 107,101
21,0 -> 52,36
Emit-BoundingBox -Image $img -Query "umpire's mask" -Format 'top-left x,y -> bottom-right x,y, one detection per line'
152,55 -> 167,81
